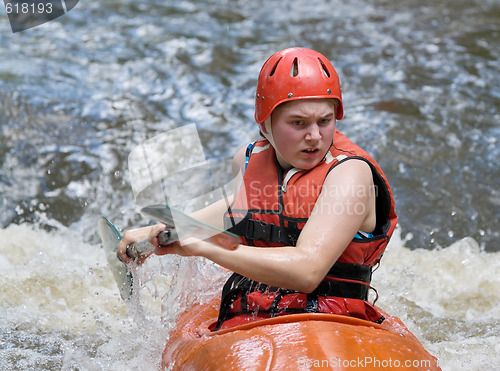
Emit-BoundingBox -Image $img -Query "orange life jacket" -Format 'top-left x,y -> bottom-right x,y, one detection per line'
216,130 -> 397,330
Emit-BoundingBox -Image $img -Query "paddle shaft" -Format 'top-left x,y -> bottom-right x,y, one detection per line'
126,229 -> 176,260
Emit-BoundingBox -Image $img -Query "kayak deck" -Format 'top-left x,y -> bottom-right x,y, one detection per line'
162,299 -> 440,370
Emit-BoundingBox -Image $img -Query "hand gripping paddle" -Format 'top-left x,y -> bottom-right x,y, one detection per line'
98,216 -> 173,300
99,204 -> 241,300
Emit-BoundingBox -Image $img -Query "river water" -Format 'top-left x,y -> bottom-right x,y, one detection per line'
0,0 -> 499,370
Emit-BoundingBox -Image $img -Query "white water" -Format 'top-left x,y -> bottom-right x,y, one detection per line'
1,221 -> 498,370
1,1 -> 499,369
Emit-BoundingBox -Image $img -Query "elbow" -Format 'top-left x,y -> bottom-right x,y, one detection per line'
290,271 -> 324,293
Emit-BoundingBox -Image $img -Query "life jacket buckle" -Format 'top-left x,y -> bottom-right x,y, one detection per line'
246,219 -> 274,241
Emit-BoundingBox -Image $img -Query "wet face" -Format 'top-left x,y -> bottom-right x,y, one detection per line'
270,99 -> 337,170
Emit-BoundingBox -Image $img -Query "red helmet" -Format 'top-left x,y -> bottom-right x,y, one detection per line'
255,47 -> 343,124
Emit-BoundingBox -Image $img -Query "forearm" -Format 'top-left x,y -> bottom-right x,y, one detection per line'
189,196 -> 233,230
117,197 -> 234,263
191,240 -> 328,293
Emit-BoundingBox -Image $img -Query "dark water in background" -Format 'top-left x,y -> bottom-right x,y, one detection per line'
1,0 -> 499,251
1,0 -> 499,370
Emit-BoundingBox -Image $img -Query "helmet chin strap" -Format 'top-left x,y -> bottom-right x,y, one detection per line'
262,118 -> 276,147
261,117 -> 300,170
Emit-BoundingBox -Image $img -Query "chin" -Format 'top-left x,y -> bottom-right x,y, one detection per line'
296,160 -> 321,171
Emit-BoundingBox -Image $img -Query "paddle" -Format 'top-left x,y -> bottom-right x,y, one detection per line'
99,204 -> 241,300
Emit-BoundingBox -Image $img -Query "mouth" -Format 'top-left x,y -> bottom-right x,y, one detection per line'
302,148 -> 319,154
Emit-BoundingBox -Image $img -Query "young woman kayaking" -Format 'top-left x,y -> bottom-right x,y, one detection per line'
117,47 -> 397,331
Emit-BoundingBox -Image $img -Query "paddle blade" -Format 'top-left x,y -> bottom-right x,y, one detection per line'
98,217 -> 133,300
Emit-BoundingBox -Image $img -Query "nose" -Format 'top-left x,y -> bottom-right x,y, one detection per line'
305,124 -> 321,142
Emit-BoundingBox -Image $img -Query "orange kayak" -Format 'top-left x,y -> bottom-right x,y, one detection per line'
162,298 -> 441,370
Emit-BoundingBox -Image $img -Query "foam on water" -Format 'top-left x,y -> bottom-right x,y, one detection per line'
373,231 -> 500,370
0,221 -> 166,370
1,221 -> 498,370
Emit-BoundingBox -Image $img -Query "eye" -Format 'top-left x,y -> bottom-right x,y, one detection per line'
291,120 -> 304,126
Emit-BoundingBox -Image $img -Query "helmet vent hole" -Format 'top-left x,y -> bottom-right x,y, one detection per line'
290,57 -> 299,77
269,57 -> 282,76
319,58 -> 331,77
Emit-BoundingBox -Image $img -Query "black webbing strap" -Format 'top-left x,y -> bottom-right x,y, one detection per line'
327,261 -> 372,283
314,278 -> 370,301
227,217 -> 301,245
